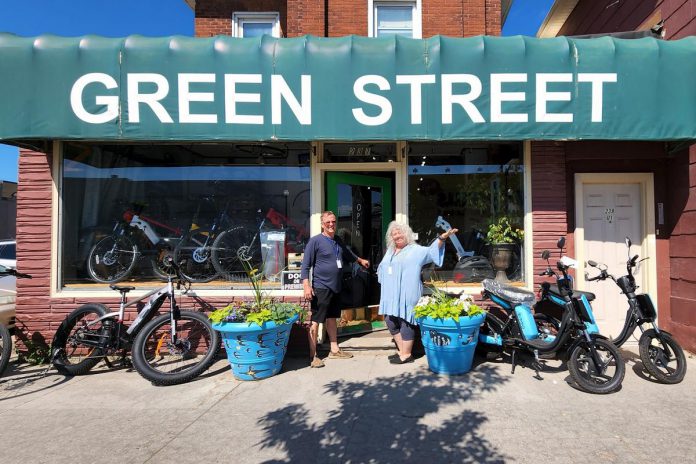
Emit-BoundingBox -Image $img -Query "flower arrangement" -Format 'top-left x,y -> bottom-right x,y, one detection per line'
208,250 -> 305,326
414,287 -> 485,321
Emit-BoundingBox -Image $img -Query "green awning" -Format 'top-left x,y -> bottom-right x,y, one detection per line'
0,33 -> 695,142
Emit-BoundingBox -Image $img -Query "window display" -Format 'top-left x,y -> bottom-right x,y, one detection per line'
408,142 -> 525,284
61,142 -> 311,289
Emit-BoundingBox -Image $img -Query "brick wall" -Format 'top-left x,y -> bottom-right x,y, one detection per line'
195,0 -> 288,37
195,0 -> 502,38
530,141 -> 568,287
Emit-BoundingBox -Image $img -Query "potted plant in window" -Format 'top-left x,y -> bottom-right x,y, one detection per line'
486,216 -> 523,282
414,288 -> 486,375
209,252 -> 305,381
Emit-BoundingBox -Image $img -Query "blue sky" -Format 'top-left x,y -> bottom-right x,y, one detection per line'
0,0 -> 552,183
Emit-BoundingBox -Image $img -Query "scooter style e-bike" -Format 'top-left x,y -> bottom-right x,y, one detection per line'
585,237 -> 687,384
479,237 -> 625,394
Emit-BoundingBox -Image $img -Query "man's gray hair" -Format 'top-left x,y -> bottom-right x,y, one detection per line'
385,221 -> 416,250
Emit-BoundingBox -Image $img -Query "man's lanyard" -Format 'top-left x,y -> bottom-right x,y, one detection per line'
322,234 -> 342,268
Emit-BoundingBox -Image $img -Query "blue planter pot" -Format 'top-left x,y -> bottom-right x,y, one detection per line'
417,313 -> 486,375
212,314 -> 299,381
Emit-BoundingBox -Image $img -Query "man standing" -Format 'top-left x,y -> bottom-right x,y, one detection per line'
301,211 -> 370,368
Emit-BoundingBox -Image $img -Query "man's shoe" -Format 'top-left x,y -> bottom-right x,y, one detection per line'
328,350 -> 353,359
389,355 -> 415,364
310,357 -> 325,368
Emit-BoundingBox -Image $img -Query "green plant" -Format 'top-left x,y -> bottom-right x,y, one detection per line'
414,286 -> 485,321
208,250 -> 304,326
486,216 -> 524,244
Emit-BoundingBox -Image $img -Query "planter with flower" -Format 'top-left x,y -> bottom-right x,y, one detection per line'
209,254 -> 305,381
486,216 -> 524,282
414,288 -> 486,375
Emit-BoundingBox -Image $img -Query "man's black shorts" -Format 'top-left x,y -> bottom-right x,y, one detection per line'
311,287 -> 341,323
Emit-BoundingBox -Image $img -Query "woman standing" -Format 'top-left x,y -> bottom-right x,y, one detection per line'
377,221 -> 458,364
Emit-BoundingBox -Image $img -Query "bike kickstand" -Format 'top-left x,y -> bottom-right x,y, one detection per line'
511,349 -> 517,374
532,349 -> 543,380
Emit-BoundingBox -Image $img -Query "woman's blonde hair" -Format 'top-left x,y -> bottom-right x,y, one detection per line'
385,221 -> 416,250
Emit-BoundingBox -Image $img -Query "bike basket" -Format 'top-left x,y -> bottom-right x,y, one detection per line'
636,294 -> 657,319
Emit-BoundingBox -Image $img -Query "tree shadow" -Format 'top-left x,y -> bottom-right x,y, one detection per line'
256,365 -> 510,463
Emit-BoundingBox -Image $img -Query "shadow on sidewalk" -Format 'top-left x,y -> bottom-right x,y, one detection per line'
256,364 -> 510,463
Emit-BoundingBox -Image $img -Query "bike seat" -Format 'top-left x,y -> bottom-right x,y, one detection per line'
547,284 -> 595,302
482,279 -> 536,307
110,285 -> 136,293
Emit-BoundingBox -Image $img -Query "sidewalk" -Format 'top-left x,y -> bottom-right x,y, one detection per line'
0,340 -> 694,464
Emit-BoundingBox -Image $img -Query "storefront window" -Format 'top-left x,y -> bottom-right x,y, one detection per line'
408,142 -> 525,284
61,142 -> 311,290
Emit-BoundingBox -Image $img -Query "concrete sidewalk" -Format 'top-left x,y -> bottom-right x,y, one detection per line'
0,340 -> 694,464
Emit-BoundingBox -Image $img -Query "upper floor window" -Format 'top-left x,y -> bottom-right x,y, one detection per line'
232,12 -> 280,38
369,1 -> 422,38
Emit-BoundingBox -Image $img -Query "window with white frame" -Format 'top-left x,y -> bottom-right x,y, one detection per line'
369,0 -> 422,38
232,12 -> 280,38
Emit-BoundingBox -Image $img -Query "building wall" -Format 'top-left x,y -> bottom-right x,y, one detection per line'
195,0 -> 501,38
558,0 -> 696,40
551,0 -> 696,353
666,145 -> 696,352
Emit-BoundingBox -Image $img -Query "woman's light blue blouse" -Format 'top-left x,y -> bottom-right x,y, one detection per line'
377,240 -> 444,324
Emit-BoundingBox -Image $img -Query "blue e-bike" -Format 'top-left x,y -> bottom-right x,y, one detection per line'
478,237 -> 625,394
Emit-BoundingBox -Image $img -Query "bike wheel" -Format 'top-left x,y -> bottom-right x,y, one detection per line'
131,311 -> 220,386
0,323 -> 12,377
568,338 -> 625,394
52,304 -> 110,375
211,227 -> 261,282
638,329 -> 686,384
86,235 -> 139,283
173,229 -> 218,283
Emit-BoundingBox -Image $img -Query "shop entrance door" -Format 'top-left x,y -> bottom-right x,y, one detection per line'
326,172 -> 394,334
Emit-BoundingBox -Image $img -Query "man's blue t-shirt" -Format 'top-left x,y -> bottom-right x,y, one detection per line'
301,233 -> 356,293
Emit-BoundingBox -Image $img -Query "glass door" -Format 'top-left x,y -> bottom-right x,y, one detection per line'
326,172 -> 394,334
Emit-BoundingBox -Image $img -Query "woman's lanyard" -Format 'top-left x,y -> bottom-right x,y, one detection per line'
322,234 -> 342,269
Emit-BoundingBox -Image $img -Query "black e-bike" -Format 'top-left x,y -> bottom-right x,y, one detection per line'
585,236 -> 686,384
479,237 -> 625,394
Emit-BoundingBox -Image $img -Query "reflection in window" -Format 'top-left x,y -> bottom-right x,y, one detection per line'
61,142 -> 310,289
408,142 -> 525,284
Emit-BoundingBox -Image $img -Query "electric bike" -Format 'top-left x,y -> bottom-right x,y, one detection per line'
478,237 -> 625,394
585,237 -> 686,384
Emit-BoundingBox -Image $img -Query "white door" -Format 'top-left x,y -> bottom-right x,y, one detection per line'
581,183 -> 644,340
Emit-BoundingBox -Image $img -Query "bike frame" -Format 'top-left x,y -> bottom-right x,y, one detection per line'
76,279 -> 178,350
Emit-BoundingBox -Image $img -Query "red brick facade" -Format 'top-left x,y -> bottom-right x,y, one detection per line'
195,0 -> 502,38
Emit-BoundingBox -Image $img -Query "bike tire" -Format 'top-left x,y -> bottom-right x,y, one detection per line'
211,227 -> 261,282
131,311 -> 220,386
0,323 -> 12,377
52,304 -> 110,376
86,235 -> 139,283
638,329 -> 686,384
568,338 -> 625,394
173,229 -> 218,283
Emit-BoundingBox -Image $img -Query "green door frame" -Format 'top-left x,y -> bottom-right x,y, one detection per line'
325,172 -> 393,238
